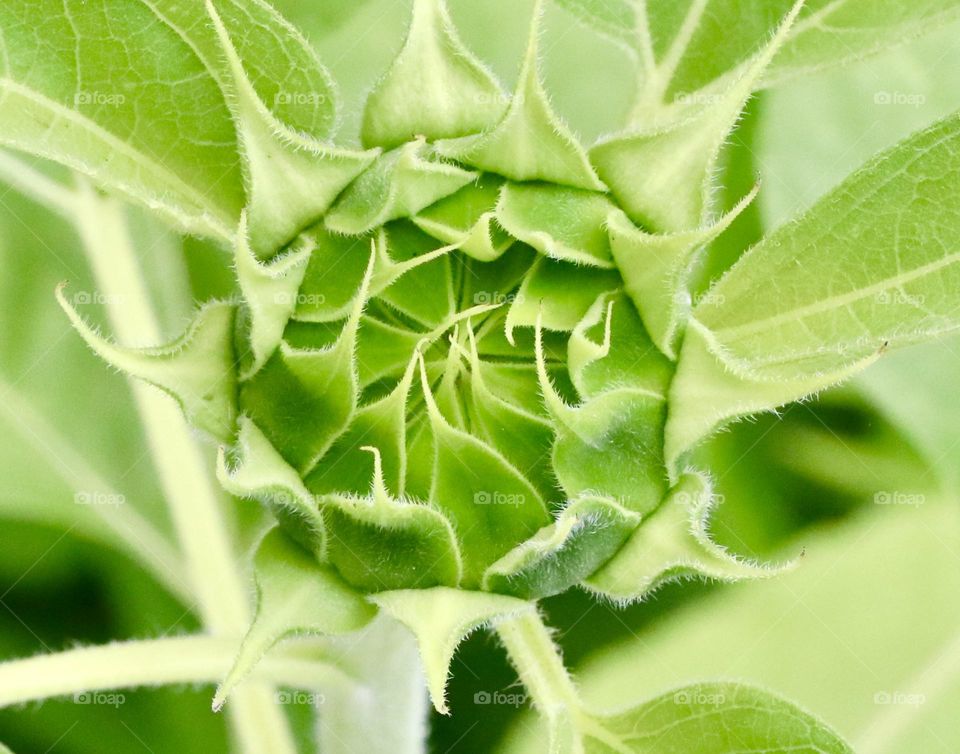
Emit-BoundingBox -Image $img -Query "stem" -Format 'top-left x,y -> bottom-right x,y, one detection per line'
0,150 -> 77,219
496,612 -> 580,714
0,636 -> 351,708
71,181 -> 296,754
72,180 -> 247,633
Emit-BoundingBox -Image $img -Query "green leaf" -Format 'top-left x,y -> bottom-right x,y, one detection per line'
0,0 -> 239,238
483,496 -> 640,599
537,315 -> 668,514
325,139 -> 477,236
555,0 -> 960,103
496,183 -> 617,268
506,257 -> 623,340
463,328 -> 557,501
419,355 -> 551,587
57,289 -> 238,441
212,527 -> 375,711
205,0 -> 378,257
574,500 -> 960,753
667,112 -> 960,467
567,292 -> 673,400
435,0 -> 604,191
587,473 -> 788,601
320,447 -> 463,592
234,216 -> 312,375
0,0 -> 351,242
413,175 -> 514,262
607,187 -> 758,358
581,682 -> 853,753
856,334 -> 960,493
552,0 -> 638,53
217,416 -> 326,559
590,3 -> 801,233
240,252 -> 373,472
767,0 -> 960,87
361,0 -> 508,149
371,587 -> 532,714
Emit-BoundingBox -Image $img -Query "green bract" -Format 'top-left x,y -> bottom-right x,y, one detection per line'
5,0 -> 960,751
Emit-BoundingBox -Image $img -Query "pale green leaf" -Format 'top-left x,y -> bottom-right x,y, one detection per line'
607,187 -> 758,358
667,113 -> 960,466
413,175 -> 514,262
552,0 -> 638,53
590,3 -> 801,232
57,289 -> 238,441
0,0 -> 239,238
217,416 -> 326,558
371,586 -> 532,714
581,682 -> 853,754
320,447 -> 463,592
555,0 -> 960,104
767,0 -> 960,88
361,0 -> 507,149
575,501 -> 960,754
325,139 -> 477,236
0,0 -> 347,242
212,527 -> 375,711
483,496 -> 640,599
587,473 -> 788,601
497,183 -> 618,268
435,1 -> 604,191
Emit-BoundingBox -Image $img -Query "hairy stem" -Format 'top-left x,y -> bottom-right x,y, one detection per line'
496,611 -> 580,714
0,636 -> 351,708
70,181 -> 295,754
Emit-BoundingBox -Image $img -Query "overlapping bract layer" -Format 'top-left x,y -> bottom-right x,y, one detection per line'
56,0 -> 789,610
